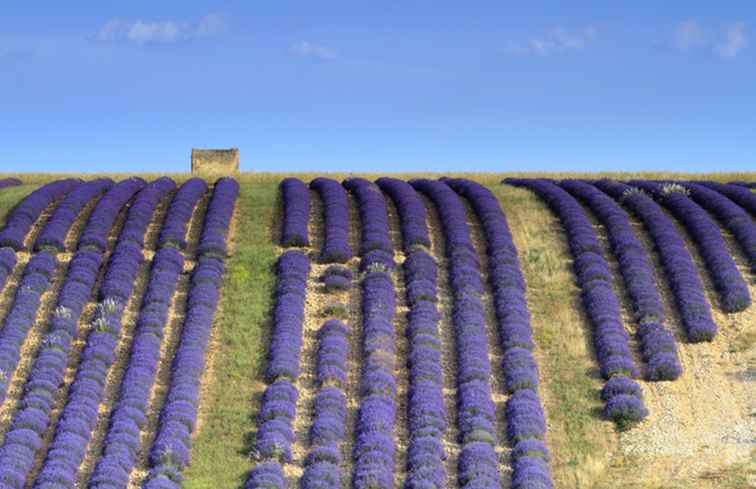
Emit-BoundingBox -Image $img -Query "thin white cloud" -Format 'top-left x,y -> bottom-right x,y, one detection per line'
506,26 -> 597,55
716,22 -> 747,59
290,41 -> 337,60
669,19 -> 747,59
95,13 -> 225,45
673,19 -> 707,50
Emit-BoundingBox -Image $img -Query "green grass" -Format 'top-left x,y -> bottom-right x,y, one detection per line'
182,182 -> 279,489
0,185 -> 40,228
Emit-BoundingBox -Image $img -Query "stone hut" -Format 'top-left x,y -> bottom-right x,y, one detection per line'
191,148 -> 239,174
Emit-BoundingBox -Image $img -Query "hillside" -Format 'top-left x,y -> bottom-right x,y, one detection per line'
0,172 -> 753,489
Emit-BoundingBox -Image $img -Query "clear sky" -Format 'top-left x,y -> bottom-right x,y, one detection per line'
2,1 -> 754,173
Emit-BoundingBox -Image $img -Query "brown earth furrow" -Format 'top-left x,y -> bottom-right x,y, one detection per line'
0,197 -> 61,329
23,191 -> 173,487
0,192 -> 109,443
337,192 -> 363,489
384,196 -> 410,489
464,199 -> 512,487
127,191 -> 212,488
606,213 -> 756,488
77,191 -> 207,487
423,196 -> 461,489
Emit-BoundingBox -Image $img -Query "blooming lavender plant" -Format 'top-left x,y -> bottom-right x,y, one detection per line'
31,178 -> 176,488
593,180 -> 718,342
411,178 -> 502,487
376,177 -> 431,251
629,180 -> 750,312
158,178 -> 207,250
280,177 -> 310,247
558,179 -> 682,381
505,178 -> 647,427
310,178 -> 352,263
683,182 -> 756,276
0,179 -> 81,250
700,180 -> 756,216
33,178 -> 113,252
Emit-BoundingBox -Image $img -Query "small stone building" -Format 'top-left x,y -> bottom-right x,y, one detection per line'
191,148 -> 239,174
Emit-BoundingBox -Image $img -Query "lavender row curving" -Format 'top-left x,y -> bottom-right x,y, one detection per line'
401,250 -> 447,488
559,179 -> 682,381
244,250 -> 309,489
119,177 -> 177,248
142,178 -> 239,488
411,178 -> 503,487
351,270 -> 397,489
685,182 -> 756,274
87,249 -> 185,489
376,177 -> 431,251
383,178 -> 447,489
0,177 -> 22,189
310,178 -> 352,263
629,180 -> 750,312
347,178 -> 398,489
0,179 -> 81,250
0,249 -> 103,488
301,320 -> 349,489
158,178 -> 208,250
701,181 -> 756,216
0,247 -> 15,292
1,176 -> 160,487
683,182 -> 756,275
0,251 -> 58,404
32,178 -> 176,488
593,180 -> 718,342
506,178 -> 648,428
197,177 -> 239,258
34,178 -> 113,252
445,177 -> 553,487
280,177 -> 310,247
78,178 -> 147,252
727,181 -> 756,189
343,177 -> 393,257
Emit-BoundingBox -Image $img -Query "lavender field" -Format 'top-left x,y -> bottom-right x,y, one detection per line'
0,174 -> 753,489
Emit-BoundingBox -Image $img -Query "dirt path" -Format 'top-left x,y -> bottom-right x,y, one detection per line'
601,213 -> 756,488
463,199 -> 513,487
24,192 -> 165,488
423,196 -> 461,489
0,193 -> 105,443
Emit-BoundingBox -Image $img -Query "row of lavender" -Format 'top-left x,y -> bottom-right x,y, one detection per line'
505,179 -> 649,429
0,176 -> 237,489
266,176 -> 554,488
0,177 -> 151,489
444,178 -> 552,487
0,178 -> 22,190
505,177 -> 755,422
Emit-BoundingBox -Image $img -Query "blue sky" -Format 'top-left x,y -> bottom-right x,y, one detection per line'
1,1 -> 754,173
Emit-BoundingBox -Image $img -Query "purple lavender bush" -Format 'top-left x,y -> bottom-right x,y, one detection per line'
629,180 -> 750,312
158,178 -> 207,250
412,178 -> 502,487
593,180 -> 718,342
559,179 -> 681,381
280,177 -> 310,247
0,178 -> 81,250
310,178 -> 352,263
505,178 -> 647,428
700,181 -> 756,216
683,181 -> 756,276
30,178 -> 175,489
375,177 -> 431,251
33,178 -> 113,252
